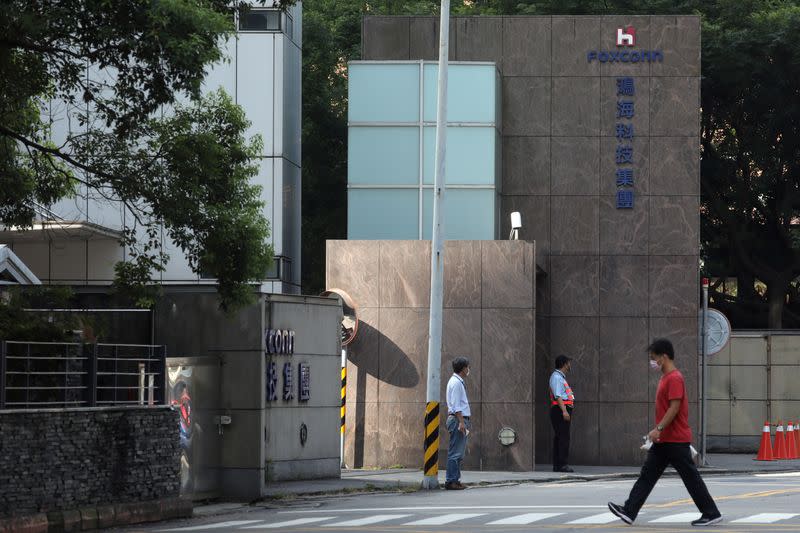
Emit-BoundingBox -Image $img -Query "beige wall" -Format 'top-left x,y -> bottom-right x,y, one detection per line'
708,333 -> 800,452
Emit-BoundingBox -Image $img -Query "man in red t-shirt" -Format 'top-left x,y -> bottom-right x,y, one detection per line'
608,338 -> 722,527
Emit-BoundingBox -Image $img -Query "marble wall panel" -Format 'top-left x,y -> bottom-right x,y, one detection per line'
503,17 -> 551,76
346,307 -> 380,402
535,400 -> 553,467
600,76 -> 650,138
444,241 -> 481,308
552,77 -> 601,136
482,241 -> 535,309
536,264 -> 551,316
377,402 -> 423,468
551,137 -> 600,196
599,317 -> 650,402
326,241 -> 380,308
456,17 -> 503,64
649,256 -> 699,317
599,196 -> 649,255
550,255 -> 600,317
551,317 -> 599,402
551,17 -> 601,76
481,402 -> 535,470
600,255 -> 649,317
503,137 -> 550,195
600,136 -> 649,196
380,241 -> 430,307
503,77 -> 551,136
599,16 -> 652,77
649,196 -> 699,256
378,307 -> 427,403
650,137 -> 699,195
409,17 -> 458,60
650,16 -> 701,77
567,401 -> 600,465
362,17 -> 410,60
501,196 -> 550,257
441,308 -> 483,404
598,402 -> 650,465
344,402 -> 380,468
650,77 -> 700,137
551,197 -> 599,255
482,308 -> 534,403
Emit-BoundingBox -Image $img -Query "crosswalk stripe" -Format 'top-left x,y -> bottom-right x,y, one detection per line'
649,513 -> 701,523
404,513 -> 485,525
243,517 -> 335,529
487,513 -> 564,525
322,514 -> 411,527
159,520 -> 263,531
567,512 -> 621,524
731,513 -> 799,523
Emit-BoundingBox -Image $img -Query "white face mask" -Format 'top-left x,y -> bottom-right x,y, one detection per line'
466,368 -> 470,377
649,359 -> 660,370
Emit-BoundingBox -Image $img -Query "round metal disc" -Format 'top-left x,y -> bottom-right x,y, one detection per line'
699,308 -> 731,356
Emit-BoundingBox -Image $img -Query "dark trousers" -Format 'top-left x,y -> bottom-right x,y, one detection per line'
623,443 -> 719,519
550,405 -> 572,468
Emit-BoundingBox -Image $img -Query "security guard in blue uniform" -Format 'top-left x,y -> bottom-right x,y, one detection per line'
549,355 -> 575,472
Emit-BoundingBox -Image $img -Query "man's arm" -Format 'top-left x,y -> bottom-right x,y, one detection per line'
455,410 -> 466,434
649,399 -> 681,441
556,396 -> 570,421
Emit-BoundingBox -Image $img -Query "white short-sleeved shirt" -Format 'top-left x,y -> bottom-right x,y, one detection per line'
549,370 -> 575,402
446,374 -> 470,417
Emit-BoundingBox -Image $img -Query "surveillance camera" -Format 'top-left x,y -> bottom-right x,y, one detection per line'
510,212 -> 522,230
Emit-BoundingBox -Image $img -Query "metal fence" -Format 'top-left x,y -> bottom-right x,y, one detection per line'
0,341 -> 167,409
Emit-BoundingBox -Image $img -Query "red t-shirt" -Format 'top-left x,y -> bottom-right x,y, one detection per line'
655,369 -> 692,443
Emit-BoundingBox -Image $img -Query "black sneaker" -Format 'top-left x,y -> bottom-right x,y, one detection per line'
608,502 -> 633,525
691,514 -> 722,526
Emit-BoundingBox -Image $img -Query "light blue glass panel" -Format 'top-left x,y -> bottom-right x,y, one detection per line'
348,189 -> 419,239
349,63 -> 420,123
422,189 -> 495,240
423,64 -> 496,123
423,127 -> 495,185
349,127 -> 419,185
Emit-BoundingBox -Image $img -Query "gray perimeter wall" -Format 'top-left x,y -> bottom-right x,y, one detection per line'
0,406 -> 180,517
327,240 -> 538,470
709,333 -> 800,452
362,15 -> 701,465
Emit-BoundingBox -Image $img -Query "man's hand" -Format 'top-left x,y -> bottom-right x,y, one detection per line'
648,428 -> 661,442
458,421 -> 467,434
562,411 -> 571,421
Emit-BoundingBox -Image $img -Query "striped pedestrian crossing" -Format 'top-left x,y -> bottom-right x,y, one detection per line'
160,510 -> 800,530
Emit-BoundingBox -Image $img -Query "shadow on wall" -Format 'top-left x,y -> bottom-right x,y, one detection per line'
348,320 -> 419,468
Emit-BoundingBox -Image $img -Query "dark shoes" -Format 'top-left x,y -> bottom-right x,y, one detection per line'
553,466 -> 575,472
691,514 -> 723,526
608,502 -> 633,525
444,481 -> 466,490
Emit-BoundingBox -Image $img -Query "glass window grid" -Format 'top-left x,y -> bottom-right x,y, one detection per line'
347,61 -> 500,239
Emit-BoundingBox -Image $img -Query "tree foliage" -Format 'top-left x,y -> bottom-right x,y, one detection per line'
0,0 -> 284,311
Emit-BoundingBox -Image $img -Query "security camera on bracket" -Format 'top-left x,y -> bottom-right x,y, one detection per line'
509,211 -> 522,240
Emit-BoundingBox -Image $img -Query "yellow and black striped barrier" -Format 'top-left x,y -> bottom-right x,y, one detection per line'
424,401 -> 440,477
340,366 -> 346,434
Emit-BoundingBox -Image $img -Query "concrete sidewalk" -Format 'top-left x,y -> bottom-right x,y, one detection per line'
268,453 -> 800,498
193,453 -> 800,517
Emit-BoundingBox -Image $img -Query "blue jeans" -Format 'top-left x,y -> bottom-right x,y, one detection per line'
446,415 -> 470,483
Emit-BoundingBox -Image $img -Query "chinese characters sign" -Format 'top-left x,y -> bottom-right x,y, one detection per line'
614,77 -> 635,209
264,327 -> 310,403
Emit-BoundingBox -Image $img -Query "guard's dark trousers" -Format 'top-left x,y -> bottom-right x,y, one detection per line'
550,405 -> 572,469
623,442 -> 719,520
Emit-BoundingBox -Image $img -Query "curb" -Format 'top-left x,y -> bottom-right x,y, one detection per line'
0,498 -> 192,533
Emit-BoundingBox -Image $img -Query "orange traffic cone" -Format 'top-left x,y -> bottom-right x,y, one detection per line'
787,422 -> 799,459
754,421 -> 774,461
774,421 -> 788,460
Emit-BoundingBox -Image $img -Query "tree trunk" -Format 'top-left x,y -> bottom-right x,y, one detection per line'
767,278 -> 789,329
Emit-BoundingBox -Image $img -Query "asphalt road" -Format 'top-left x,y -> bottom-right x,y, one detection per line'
123,472 -> 800,533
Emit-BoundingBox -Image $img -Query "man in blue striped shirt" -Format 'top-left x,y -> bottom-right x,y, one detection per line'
445,357 -> 471,490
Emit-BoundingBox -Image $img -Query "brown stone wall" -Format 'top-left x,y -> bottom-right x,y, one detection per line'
361,15 -> 701,466
327,240 -> 537,470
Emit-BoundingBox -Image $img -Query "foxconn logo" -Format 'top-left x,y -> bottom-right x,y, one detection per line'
616,26 -> 636,47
